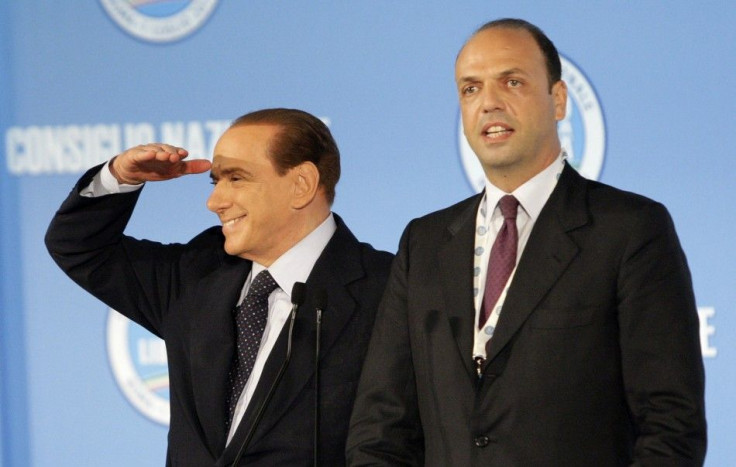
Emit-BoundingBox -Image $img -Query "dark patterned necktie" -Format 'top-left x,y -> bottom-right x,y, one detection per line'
479,195 -> 519,328
225,270 -> 279,430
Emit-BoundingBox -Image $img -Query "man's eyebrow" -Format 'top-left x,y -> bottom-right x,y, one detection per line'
457,68 -> 528,84
456,75 -> 479,85
497,67 -> 527,78
209,166 -> 253,180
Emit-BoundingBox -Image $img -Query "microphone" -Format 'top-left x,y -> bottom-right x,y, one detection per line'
313,288 -> 327,467
291,282 -> 307,313
231,282 -> 306,466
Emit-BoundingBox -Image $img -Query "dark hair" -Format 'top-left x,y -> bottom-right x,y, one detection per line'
473,18 -> 561,90
231,108 -> 340,204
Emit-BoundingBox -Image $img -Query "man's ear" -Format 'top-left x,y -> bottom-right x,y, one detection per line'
291,161 -> 320,209
553,80 -> 568,121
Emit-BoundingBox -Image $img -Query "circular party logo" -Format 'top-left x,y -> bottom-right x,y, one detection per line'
100,0 -> 219,43
459,55 -> 606,191
107,308 -> 170,425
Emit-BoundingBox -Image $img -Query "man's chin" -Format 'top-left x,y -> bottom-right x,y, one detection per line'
222,240 -> 241,257
476,155 -> 515,172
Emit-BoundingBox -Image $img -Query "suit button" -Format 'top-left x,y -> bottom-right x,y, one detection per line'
474,435 -> 490,447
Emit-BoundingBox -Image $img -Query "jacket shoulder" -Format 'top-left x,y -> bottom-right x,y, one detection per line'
402,193 -> 481,241
582,178 -> 670,223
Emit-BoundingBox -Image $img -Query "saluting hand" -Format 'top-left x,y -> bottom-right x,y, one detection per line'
109,143 -> 212,185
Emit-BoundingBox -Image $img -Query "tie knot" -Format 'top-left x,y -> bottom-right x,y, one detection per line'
247,270 -> 279,299
498,195 -> 519,221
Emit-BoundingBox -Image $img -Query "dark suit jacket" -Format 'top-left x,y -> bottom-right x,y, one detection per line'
45,166 -> 394,466
347,164 -> 706,466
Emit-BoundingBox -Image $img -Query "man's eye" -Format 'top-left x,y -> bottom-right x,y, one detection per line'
508,79 -> 521,87
462,85 -> 478,95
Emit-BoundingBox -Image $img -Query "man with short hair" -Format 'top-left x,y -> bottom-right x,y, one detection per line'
46,108 -> 393,466
347,19 -> 706,466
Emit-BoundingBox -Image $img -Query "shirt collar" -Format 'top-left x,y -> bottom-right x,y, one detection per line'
482,151 -> 566,222
250,213 -> 337,299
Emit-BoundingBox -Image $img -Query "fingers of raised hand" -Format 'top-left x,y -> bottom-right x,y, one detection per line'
112,143 -> 213,183
130,143 -> 188,163
183,158 -> 213,175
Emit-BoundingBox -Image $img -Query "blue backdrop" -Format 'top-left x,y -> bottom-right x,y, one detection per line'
1,1 -> 733,465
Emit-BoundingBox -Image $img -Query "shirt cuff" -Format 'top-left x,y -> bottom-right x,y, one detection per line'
79,160 -> 144,197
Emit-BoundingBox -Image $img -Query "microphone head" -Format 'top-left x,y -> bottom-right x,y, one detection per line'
291,282 -> 306,306
314,288 -> 328,311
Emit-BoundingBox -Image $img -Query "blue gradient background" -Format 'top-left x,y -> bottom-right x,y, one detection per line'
1,1 -> 733,465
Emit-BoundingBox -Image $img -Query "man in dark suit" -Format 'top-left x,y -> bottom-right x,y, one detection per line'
347,19 -> 706,466
45,108 -> 393,466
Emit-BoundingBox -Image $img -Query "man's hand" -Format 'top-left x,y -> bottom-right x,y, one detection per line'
109,144 -> 212,185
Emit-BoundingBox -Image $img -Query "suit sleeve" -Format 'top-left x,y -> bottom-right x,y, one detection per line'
617,202 -> 707,464
44,165 -> 189,337
346,221 -> 425,466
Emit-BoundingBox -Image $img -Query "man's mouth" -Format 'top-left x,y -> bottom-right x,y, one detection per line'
484,125 -> 513,139
223,215 -> 246,228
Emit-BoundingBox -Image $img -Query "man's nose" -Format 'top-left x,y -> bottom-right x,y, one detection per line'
206,183 -> 230,213
481,85 -> 504,112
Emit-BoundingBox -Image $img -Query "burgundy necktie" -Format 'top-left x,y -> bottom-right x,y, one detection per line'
479,195 -> 519,328
225,270 -> 279,430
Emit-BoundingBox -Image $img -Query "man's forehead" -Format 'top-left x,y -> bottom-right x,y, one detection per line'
213,124 -> 276,156
225,122 -> 282,139
456,29 -> 543,74
459,28 -> 536,58
210,156 -> 237,173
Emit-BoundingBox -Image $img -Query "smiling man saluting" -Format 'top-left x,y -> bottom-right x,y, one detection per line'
46,108 -> 393,466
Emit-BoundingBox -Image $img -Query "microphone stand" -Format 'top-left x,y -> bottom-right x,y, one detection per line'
231,282 -> 306,466
313,289 -> 327,467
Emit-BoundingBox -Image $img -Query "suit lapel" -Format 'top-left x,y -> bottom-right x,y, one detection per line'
303,215 -> 365,361
220,216 -> 364,462
485,164 -> 589,363
189,255 -> 251,458
438,195 -> 484,380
